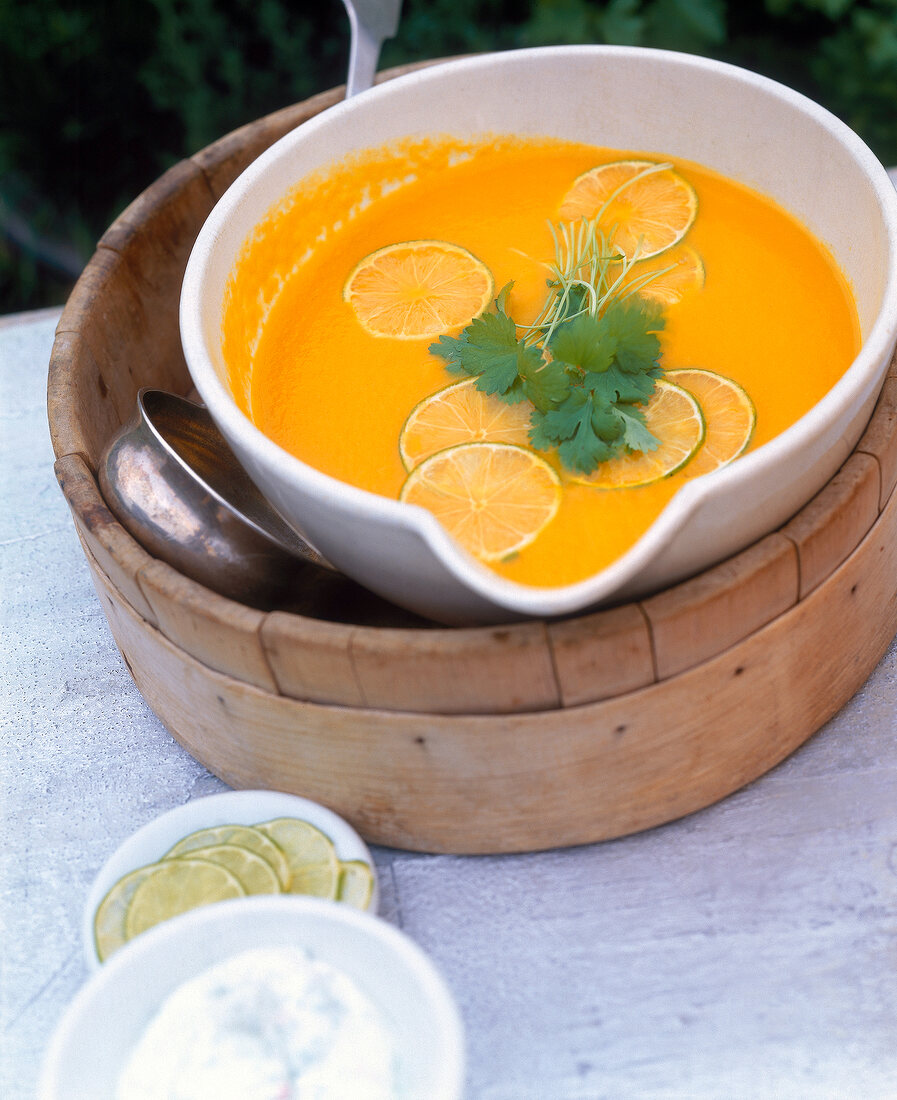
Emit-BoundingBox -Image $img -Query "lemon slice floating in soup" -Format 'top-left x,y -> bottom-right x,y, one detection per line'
399,378 -> 534,471
343,239 -> 494,339
627,244 -> 705,306
667,368 -> 756,477
570,380 -> 705,489
559,160 -> 698,260
400,441 -> 562,562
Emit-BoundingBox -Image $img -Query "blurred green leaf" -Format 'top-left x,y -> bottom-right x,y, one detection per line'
1,0 -> 895,311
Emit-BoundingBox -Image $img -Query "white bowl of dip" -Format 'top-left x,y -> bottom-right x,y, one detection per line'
180,45 -> 897,624
41,896 -> 465,1100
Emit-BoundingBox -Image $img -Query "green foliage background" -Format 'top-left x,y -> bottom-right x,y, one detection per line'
2,0 -> 895,312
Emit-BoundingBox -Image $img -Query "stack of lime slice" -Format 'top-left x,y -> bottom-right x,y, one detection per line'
94,817 -> 375,962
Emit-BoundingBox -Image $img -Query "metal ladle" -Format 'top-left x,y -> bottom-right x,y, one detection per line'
99,390 -> 332,609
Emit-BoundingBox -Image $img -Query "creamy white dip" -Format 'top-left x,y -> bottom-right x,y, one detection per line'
116,946 -> 400,1099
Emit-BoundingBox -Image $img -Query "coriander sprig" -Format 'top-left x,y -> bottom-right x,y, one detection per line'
428,215 -> 669,476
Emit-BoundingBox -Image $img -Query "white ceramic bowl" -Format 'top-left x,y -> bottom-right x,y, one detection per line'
181,46 -> 897,625
82,789 -> 377,969
42,896 -> 465,1100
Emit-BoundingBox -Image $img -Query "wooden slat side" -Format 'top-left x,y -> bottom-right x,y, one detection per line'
260,612 -> 363,707
781,452 -> 881,600
84,475 -> 897,854
54,248 -> 148,422
547,603 -> 654,707
54,453 -> 158,626
191,89 -> 345,201
136,560 -> 278,693
856,372 -> 897,511
56,167 -> 213,420
349,622 -> 561,715
47,329 -> 122,470
98,159 -> 214,263
642,533 -> 799,682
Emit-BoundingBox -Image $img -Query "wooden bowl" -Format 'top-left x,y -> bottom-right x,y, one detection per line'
48,63 -> 897,853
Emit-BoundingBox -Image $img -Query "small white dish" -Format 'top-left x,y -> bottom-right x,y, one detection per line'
82,789 -> 377,970
43,896 -> 465,1100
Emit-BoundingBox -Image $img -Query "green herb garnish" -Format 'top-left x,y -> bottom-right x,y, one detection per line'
429,220 -> 668,476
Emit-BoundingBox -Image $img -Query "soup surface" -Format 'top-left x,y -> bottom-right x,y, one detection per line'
225,136 -> 859,588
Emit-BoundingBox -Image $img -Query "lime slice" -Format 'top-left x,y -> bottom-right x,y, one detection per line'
93,864 -> 158,962
399,379 -> 534,471
627,244 -> 705,306
399,441 -> 562,562
343,239 -> 494,339
256,818 -> 340,899
164,824 -> 290,890
123,858 -> 246,940
337,861 -> 375,910
559,160 -> 698,260
569,380 -> 705,488
666,368 -> 756,477
173,844 -> 282,895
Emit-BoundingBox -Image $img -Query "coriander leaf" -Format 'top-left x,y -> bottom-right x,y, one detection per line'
530,391 -> 618,474
590,403 -> 625,444
558,417 -> 617,473
550,283 -> 590,327
529,392 -> 586,446
428,309 -> 534,397
495,281 -> 514,313
518,355 -> 569,413
429,286 -> 544,401
615,405 -> 661,453
549,313 -> 616,375
601,298 -> 664,374
585,364 -> 659,406
429,331 -> 469,372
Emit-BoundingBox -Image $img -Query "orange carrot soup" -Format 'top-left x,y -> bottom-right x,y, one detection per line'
223,136 -> 860,589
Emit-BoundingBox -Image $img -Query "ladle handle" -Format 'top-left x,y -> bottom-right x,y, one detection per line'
341,0 -> 403,98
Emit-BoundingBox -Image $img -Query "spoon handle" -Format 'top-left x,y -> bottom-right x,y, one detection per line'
341,0 -> 403,98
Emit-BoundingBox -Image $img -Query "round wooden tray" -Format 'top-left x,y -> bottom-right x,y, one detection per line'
48,64 -> 897,853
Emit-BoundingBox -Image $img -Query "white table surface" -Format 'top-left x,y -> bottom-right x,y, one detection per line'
2,305 -> 897,1100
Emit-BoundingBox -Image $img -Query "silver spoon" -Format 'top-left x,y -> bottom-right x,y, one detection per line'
341,0 -> 403,98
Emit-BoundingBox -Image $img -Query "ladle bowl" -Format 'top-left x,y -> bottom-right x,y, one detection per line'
99,389 -> 329,609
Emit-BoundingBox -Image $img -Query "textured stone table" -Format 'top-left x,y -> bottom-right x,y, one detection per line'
3,307 -> 897,1099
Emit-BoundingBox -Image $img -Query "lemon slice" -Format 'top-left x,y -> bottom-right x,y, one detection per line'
666,368 -> 756,477
399,379 -> 534,471
336,861 -> 376,910
163,823 -> 290,889
172,844 -> 282,895
123,858 -> 246,940
256,818 -> 340,899
343,239 -> 494,339
400,441 -> 562,562
94,864 -> 158,962
570,380 -> 705,489
627,245 -> 705,306
559,160 -> 698,260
